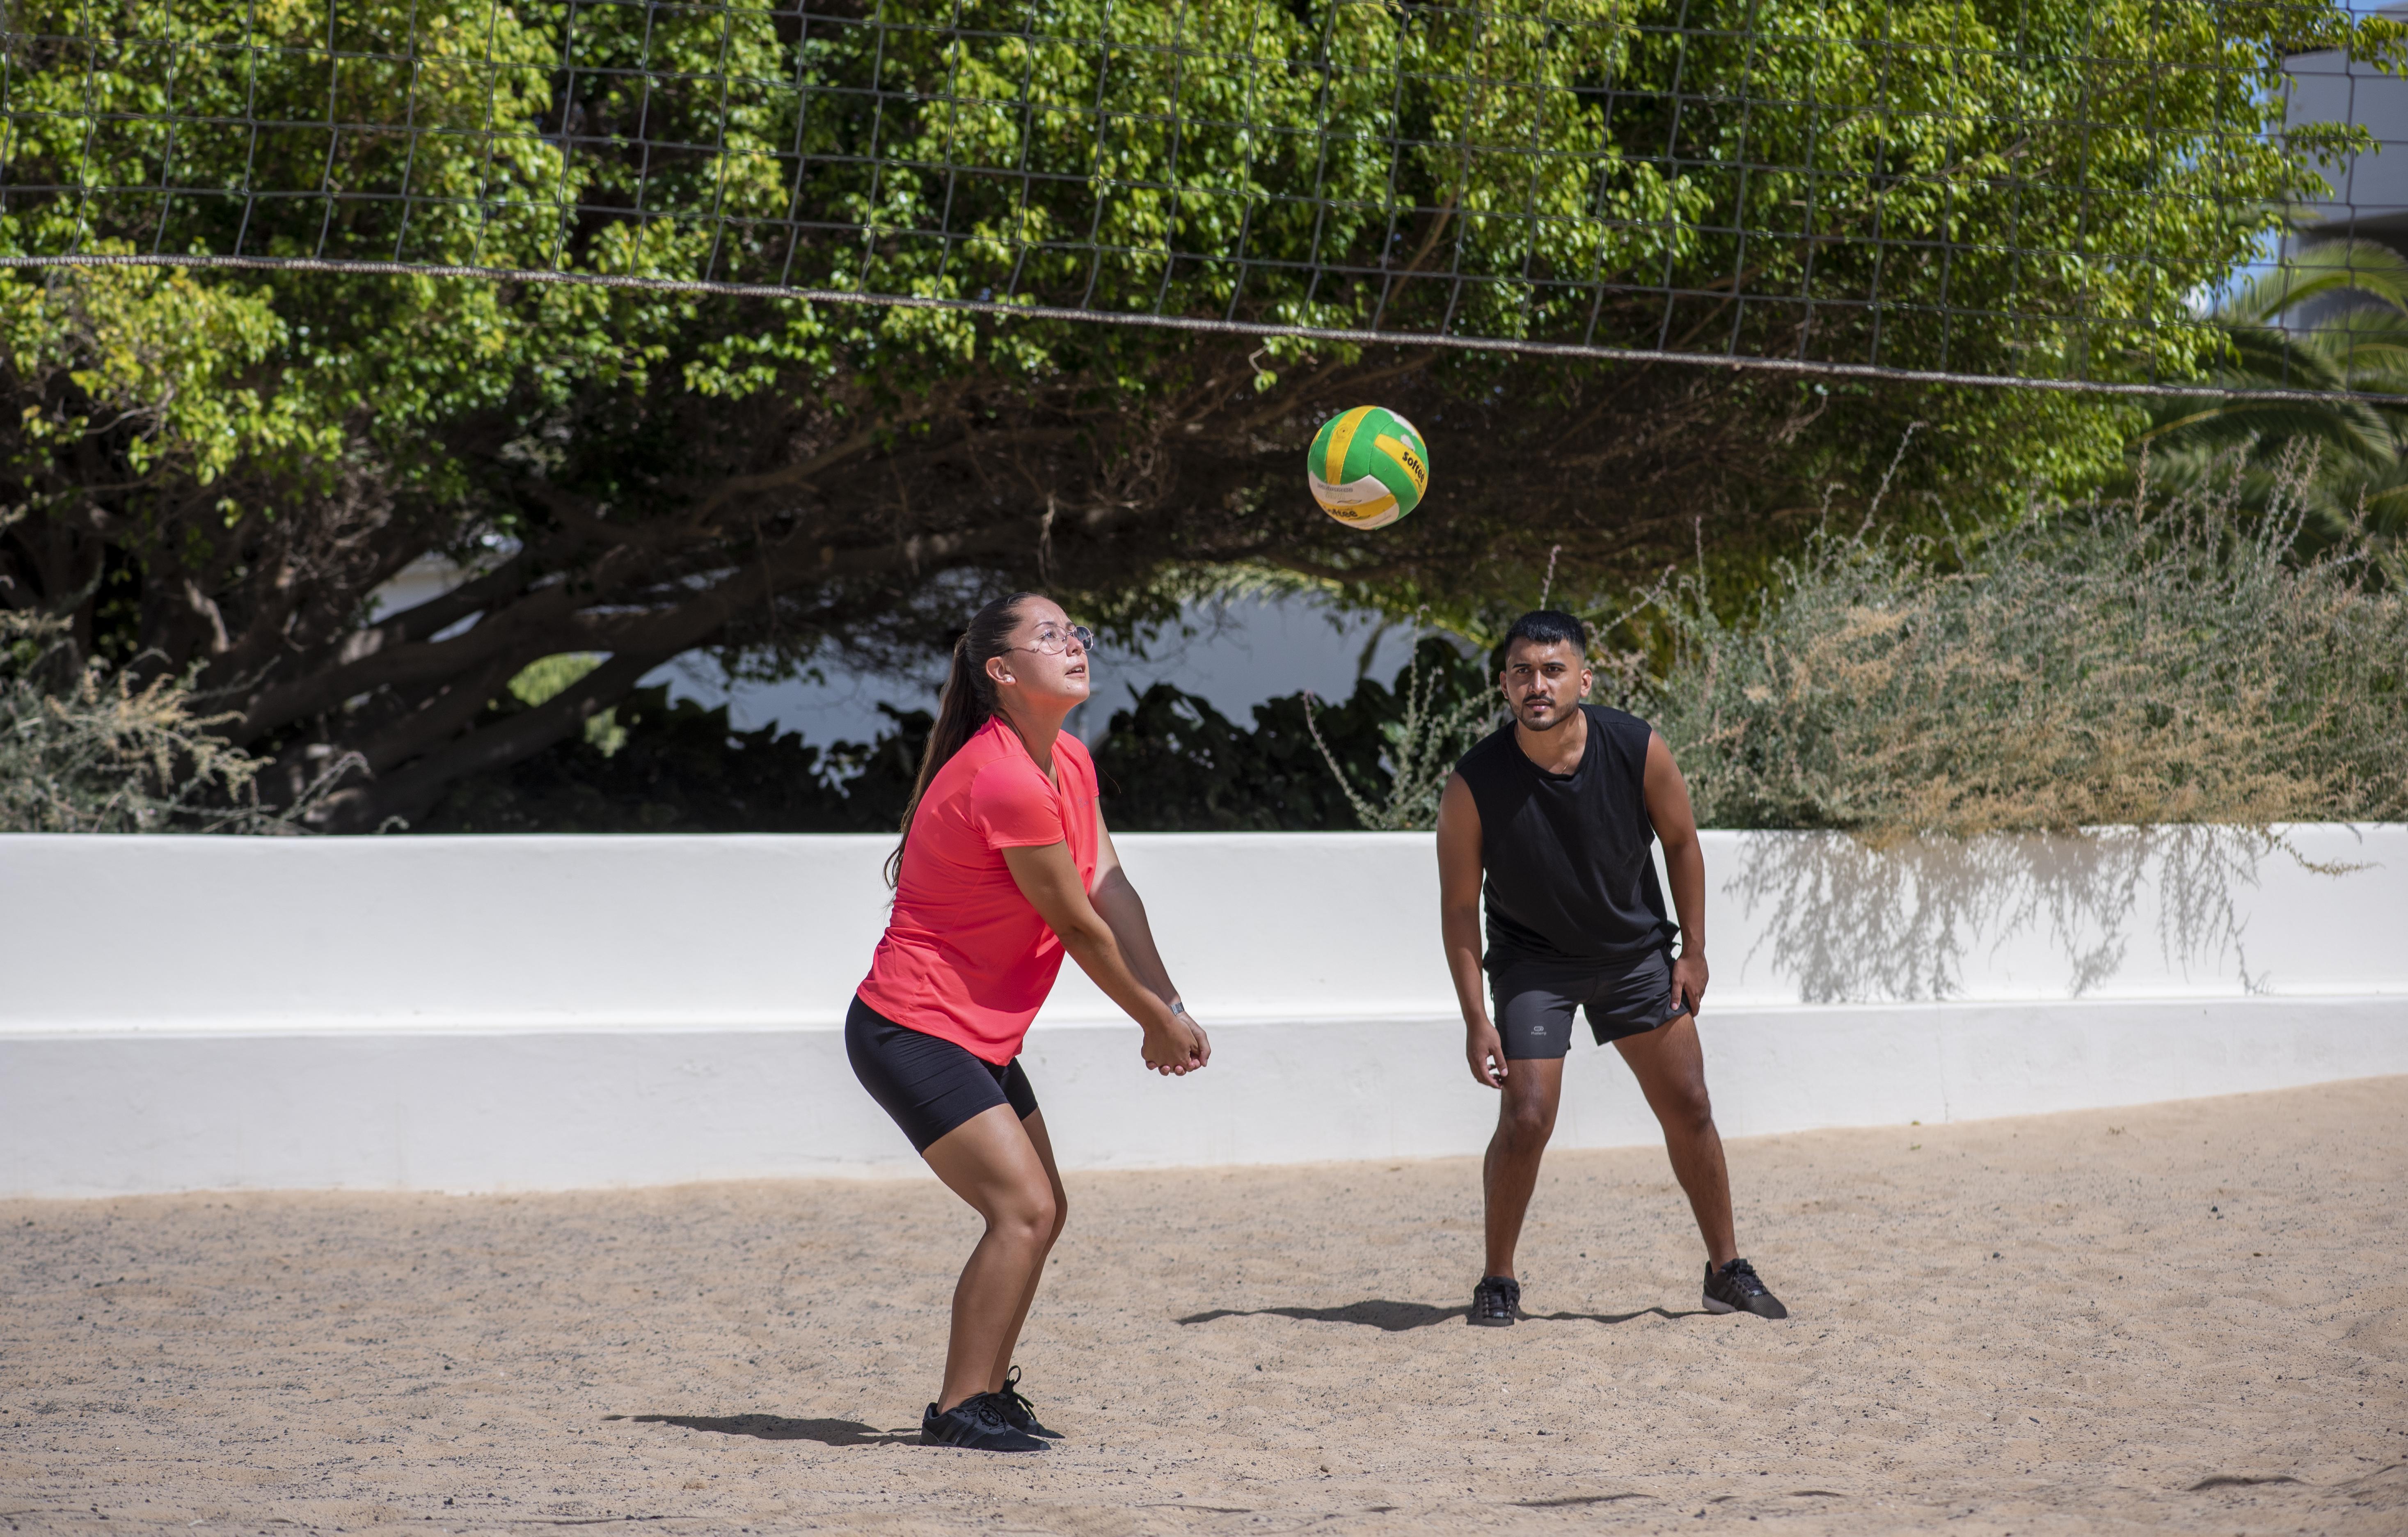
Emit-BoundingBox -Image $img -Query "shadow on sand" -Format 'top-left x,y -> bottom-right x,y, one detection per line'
1175,1301 -> 1708,1331
605,1413 -> 916,1446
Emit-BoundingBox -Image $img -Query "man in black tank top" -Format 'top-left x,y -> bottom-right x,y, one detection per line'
1436,610 -> 1788,1325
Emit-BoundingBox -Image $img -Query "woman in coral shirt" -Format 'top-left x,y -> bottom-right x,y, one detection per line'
850,591 -> 1210,1453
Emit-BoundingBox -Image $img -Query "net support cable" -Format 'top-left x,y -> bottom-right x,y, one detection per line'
0,248 -> 2390,405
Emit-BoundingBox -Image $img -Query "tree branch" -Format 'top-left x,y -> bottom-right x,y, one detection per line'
296,502 -> 1110,826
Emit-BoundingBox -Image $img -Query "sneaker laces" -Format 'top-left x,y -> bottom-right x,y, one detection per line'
998,1365 -> 1039,1424
1476,1276 -> 1520,1311
1717,1258 -> 1768,1294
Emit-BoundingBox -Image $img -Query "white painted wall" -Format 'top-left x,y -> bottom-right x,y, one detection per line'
3,827 -> 2403,1196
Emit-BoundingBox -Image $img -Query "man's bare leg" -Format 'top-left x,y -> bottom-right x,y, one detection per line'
1482,1055 -> 1565,1279
1613,1014 -> 1737,1266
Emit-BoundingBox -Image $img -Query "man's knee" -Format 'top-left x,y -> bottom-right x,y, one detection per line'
1499,1086 -> 1559,1147
1655,1077 -> 1714,1137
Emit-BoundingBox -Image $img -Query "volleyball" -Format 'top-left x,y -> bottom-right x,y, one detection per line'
1307,405 -> 1431,530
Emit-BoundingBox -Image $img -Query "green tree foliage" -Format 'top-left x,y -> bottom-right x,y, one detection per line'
2,0 -> 2393,828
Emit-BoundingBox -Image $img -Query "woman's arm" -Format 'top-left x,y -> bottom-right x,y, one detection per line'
1000,836 -> 1209,1075
1086,806 -> 1185,1012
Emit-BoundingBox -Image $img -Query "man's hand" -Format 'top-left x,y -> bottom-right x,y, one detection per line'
1142,1011 -> 1211,1075
1467,1022 -> 1508,1088
1670,951 -> 1709,1019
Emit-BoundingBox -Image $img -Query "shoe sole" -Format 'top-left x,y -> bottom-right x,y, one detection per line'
1468,1312 -> 1517,1327
920,1434 -> 1046,1451
921,1427 -> 1048,1451
1702,1294 -> 1790,1319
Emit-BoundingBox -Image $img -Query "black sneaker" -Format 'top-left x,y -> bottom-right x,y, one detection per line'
920,1393 -> 1048,1452
1703,1258 -> 1788,1319
996,1365 -> 1062,1439
1469,1274 -> 1521,1327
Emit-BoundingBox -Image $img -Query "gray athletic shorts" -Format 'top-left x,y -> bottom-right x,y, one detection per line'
1491,948 -> 1687,1059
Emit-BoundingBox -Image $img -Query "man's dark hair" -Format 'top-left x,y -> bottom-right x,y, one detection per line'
1503,609 -> 1588,657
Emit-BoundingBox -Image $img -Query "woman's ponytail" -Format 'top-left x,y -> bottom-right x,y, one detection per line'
886,593 -> 1038,886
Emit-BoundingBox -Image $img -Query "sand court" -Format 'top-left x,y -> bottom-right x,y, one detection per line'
3,1077 -> 2403,1535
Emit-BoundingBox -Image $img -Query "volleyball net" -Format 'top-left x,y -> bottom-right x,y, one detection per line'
3,0 -> 2404,398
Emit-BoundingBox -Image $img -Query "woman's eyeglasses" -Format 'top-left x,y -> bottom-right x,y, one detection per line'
1013,623 -> 1093,657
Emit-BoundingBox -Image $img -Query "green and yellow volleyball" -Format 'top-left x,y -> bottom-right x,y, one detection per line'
1307,405 -> 1430,530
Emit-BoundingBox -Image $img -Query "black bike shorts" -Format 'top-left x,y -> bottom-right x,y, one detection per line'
845,995 -> 1039,1153
1491,948 -> 1687,1060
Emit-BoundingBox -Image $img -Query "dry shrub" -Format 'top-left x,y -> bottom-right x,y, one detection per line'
1646,463 -> 2408,842
0,612 -> 309,834
1302,631 -> 1496,831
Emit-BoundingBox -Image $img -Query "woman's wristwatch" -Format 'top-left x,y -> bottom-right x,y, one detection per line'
1168,999 -> 1187,1017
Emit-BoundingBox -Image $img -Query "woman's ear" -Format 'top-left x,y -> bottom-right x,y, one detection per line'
985,653 -> 1015,688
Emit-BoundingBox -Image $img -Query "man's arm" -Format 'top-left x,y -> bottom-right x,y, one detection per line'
1642,730 -> 1708,1018
1435,772 -> 1506,1088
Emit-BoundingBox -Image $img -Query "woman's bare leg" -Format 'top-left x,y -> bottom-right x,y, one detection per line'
919,1104 -> 1058,1412
984,1109 -> 1068,1393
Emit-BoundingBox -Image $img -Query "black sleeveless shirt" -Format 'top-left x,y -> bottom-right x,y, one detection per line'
1453,703 -> 1678,971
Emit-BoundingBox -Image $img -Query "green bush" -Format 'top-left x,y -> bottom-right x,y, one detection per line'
1090,638 -> 1497,831
413,687 -> 931,835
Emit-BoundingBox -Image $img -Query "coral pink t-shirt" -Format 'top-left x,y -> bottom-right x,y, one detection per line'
856,717 -> 1100,1064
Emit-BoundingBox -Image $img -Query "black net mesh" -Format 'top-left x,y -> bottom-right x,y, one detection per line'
4,0 -> 2404,399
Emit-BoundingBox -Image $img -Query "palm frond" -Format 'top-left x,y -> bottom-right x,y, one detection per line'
2220,238 -> 2408,325
2135,238 -> 2408,476
2132,398 -> 2393,463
